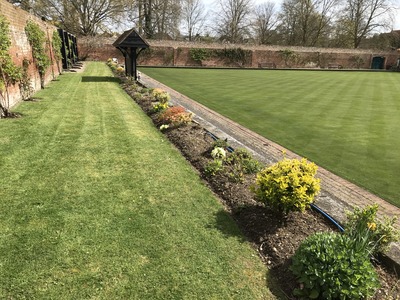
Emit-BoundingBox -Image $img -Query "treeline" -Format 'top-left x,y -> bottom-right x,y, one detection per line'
7,0 -> 400,50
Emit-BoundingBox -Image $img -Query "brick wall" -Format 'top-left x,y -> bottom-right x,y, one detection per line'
0,0 -> 61,110
79,37 -> 399,70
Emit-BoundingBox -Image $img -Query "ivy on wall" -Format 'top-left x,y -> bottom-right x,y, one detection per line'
19,58 -> 34,101
25,20 -> 50,88
189,47 -> 251,67
52,30 -> 63,73
0,14 -> 22,117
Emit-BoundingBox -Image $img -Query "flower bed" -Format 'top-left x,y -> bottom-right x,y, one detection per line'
112,68 -> 400,299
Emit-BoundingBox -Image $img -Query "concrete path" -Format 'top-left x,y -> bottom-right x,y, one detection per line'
140,72 -> 400,271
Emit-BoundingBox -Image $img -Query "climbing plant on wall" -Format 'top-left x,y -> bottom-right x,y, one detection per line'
0,14 -> 22,118
25,20 -> 50,89
52,30 -> 63,73
19,58 -> 34,101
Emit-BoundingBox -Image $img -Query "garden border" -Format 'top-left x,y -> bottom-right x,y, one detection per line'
139,71 -> 400,275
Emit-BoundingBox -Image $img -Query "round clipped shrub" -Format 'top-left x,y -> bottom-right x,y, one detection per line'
291,232 -> 380,299
253,158 -> 320,213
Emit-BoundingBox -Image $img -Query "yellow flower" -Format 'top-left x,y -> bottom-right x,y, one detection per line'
367,222 -> 377,231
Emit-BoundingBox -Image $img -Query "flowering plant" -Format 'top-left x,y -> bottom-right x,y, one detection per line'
153,102 -> 169,112
159,124 -> 170,131
344,204 -> 399,255
211,147 -> 226,160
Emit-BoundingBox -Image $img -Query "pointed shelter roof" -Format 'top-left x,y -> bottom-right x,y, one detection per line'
113,28 -> 149,49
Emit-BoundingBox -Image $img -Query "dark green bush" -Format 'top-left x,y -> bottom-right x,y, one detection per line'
291,232 -> 380,299
211,138 -> 228,149
189,48 -> 212,62
226,148 -> 261,174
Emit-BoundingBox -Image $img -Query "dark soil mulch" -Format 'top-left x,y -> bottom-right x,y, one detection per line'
120,77 -> 400,299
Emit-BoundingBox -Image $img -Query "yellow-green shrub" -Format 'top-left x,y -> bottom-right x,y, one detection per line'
253,158 -> 320,213
152,88 -> 170,103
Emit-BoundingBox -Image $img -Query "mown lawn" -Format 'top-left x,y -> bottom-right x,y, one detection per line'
141,67 -> 400,207
0,62 -> 275,299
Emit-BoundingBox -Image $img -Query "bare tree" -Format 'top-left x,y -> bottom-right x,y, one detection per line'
215,0 -> 253,43
336,0 -> 393,48
30,0 -> 134,36
251,2 -> 277,45
6,0 -> 32,11
181,0 -> 207,40
136,0 -> 181,39
278,0 -> 339,46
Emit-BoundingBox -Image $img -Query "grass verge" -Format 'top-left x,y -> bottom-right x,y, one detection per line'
0,62 -> 275,299
141,67 -> 400,207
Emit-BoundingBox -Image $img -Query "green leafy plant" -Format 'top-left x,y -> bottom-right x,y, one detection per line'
253,157 -> 320,213
344,204 -> 399,256
224,148 -> 261,183
215,48 -> 252,67
204,159 -> 224,177
189,48 -> 212,62
226,148 -> 261,174
157,106 -> 193,127
291,232 -> 380,299
212,138 -> 228,149
19,58 -> 34,101
25,20 -> 50,88
278,49 -> 299,68
52,30 -> 63,73
0,14 -> 22,117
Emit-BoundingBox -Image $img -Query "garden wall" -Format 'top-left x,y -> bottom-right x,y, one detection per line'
79,37 -> 399,70
0,0 -> 61,109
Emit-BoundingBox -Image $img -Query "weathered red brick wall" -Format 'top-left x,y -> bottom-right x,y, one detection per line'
0,0 -> 61,109
79,37 -> 399,70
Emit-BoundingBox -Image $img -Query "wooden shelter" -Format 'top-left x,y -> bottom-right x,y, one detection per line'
113,29 -> 149,80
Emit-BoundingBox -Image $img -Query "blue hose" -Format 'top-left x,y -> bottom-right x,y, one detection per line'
311,203 -> 345,232
206,131 -> 234,153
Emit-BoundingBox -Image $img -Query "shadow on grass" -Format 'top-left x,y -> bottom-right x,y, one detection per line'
214,207 -> 291,299
213,210 -> 246,241
81,76 -> 120,83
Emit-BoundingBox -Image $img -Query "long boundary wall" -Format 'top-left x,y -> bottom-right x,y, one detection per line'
0,0 -> 61,110
79,37 -> 399,70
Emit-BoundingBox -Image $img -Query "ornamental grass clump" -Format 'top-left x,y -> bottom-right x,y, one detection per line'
344,204 -> 399,256
253,158 -> 320,213
291,232 -> 380,299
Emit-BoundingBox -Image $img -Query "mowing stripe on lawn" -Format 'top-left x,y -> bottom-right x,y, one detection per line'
0,62 -> 275,299
141,67 -> 400,207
